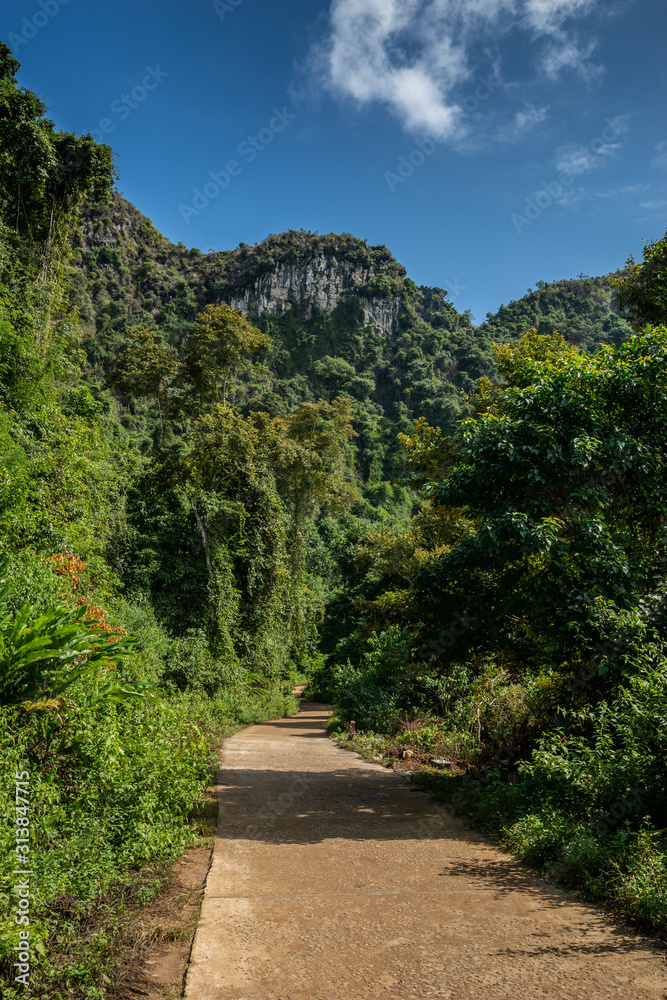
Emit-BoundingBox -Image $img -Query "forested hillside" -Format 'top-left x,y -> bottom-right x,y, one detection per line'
477,274 -> 631,351
1,38 -> 665,998
70,194 -> 632,475
70,194 -> 490,474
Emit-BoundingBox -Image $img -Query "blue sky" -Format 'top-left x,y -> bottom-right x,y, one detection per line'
2,0 -> 665,322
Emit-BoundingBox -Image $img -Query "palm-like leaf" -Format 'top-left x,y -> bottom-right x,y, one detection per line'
0,563 -> 149,708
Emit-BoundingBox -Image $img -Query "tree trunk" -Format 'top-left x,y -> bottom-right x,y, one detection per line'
186,490 -> 215,586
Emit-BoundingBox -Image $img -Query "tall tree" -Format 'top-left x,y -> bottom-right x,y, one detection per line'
0,42 -> 115,307
109,326 -> 178,441
255,397 -> 359,575
412,327 -> 667,681
151,403 -> 291,664
614,227 -> 667,330
181,302 -> 270,410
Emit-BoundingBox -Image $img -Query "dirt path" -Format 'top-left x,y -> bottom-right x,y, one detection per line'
184,699 -> 666,1000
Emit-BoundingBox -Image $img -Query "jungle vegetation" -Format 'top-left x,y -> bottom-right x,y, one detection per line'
0,39 -> 665,996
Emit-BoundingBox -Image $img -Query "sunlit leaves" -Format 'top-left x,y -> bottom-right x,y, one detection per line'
110,325 -> 178,404
414,327 -> 667,674
181,302 -> 271,410
614,228 -> 667,331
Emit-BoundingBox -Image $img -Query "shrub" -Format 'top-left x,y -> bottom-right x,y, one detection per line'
331,627 -> 413,729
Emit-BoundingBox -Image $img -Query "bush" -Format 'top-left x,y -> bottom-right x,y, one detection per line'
331,627 -> 414,729
161,628 -> 238,694
0,552 -> 63,615
331,659 -> 401,730
411,652 -> 667,931
0,692 -> 213,988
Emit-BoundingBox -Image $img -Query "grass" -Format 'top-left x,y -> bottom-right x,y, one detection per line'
0,681 -> 299,998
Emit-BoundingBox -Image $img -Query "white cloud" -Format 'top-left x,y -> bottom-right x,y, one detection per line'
324,0 -> 469,140
311,0 -> 603,142
594,184 -> 650,198
476,104 -> 549,147
556,139 -> 619,176
515,105 -> 549,130
604,114 -> 631,139
541,38 -> 604,83
524,0 -> 597,33
554,186 -> 586,207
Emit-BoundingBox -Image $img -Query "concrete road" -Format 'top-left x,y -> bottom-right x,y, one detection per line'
184,700 -> 666,1000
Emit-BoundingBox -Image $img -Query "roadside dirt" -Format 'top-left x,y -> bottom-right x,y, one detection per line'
111,791 -> 216,1000
182,698 -> 667,1000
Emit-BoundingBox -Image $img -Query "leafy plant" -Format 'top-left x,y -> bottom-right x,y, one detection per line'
614,228 -> 667,330
0,567 -> 149,709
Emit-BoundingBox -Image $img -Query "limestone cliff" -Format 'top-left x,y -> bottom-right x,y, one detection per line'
72,195 -> 409,340
228,255 -> 401,337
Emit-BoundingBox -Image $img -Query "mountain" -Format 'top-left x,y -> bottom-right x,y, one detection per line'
70,195 -> 488,475
70,194 -> 633,476
478,274 -> 631,352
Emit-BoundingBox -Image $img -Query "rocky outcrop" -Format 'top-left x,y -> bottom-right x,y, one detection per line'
229,255 -> 402,337
75,197 -> 407,339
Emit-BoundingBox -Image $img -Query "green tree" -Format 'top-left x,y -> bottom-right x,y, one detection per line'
256,397 -> 360,575
181,303 -> 271,410
152,403 -> 290,666
414,327 -> 667,682
614,228 -> 667,330
109,325 -> 179,440
477,274 -> 632,353
0,43 -> 115,326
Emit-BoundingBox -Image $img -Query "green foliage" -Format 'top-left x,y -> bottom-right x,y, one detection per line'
180,302 -> 271,410
0,599 -> 143,710
0,551 -> 63,614
0,42 -> 115,342
614,227 -> 667,331
0,50 -> 129,563
162,628 -> 233,694
109,325 -> 178,438
416,327 -> 667,678
70,197 -> 633,500
0,692 -> 211,992
269,396 -> 359,565
329,626 -> 470,731
331,627 -> 413,730
478,273 -> 633,353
